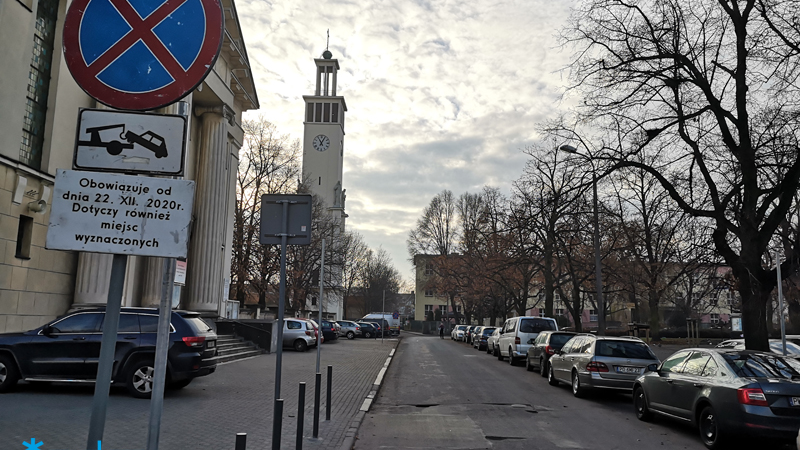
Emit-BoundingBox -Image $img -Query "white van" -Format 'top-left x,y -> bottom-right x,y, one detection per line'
361,312 -> 400,336
496,316 -> 558,365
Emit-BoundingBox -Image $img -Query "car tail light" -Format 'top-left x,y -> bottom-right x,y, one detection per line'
515,337 -> 521,345
182,336 -> 206,348
737,388 -> 769,406
306,331 -> 313,337
545,345 -> 555,355
586,361 -> 609,372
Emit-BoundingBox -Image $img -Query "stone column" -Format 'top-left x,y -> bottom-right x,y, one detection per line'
72,252 -> 114,307
185,106 -> 231,313
139,257 -> 164,307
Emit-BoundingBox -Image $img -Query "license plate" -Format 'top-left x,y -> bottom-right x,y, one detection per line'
616,366 -> 640,374
206,341 -> 215,348
791,397 -> 800,407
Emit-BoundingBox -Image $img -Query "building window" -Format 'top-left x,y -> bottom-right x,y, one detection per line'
424,263 -> 433,275
440,305 -> 447,313
692,292 -> 702,303
311,296 -> 317,306
323,103 -> 331,122
555,308 -> 565,317
538,308 -> 545,318
554,293 -> 560,302
424,289 -> 433,297
725,290 -> 735,305
710,313 -> 720,325
589,309 -> 598,322
454,305 -> 462,313
20,0 -> 58,169
306,104 -> 314,122
331,103 -> 339,122
15,215 -> 34,259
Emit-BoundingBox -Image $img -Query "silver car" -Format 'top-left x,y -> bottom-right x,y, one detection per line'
282,319 -> 319,352
337,320 -> 361,339
547,335 -> 659,397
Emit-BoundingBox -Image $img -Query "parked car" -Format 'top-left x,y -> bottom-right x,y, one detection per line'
452,325 -> 467,341
496,316 -> 559,365
361,313 -> 400,336
319,320 -> 339,342
486,328 -> 502,354
283,319 -> 320,352
473,327 -> 496,351
548,335 -> 660,397
470,326 -> 483,346
526,331 -> 577,376
356,322 -> 378,338
633,348 -> 800,449
336,320 -> 361,339
716,339 -> 800,357
368,321 -> 387,337
0,308 -> 217,398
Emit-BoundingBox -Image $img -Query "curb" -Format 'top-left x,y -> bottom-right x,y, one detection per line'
338,342 -> 399,450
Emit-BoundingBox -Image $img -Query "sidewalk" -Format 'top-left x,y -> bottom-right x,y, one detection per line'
0,337 -> 399,450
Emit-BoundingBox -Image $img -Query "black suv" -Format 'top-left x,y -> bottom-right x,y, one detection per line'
320,320 -> 339,342
0,307 -> 217,398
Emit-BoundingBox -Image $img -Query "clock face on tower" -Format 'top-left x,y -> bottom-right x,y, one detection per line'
312,134 -> 330,152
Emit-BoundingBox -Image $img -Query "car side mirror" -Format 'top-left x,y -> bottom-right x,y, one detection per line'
646,363 -> 659,373
42,325 -> 53,336
499,330 -> 504,335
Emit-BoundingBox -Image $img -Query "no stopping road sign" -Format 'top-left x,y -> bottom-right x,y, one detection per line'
63,0 -> 223,110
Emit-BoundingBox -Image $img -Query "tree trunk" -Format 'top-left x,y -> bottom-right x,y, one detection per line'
788,302 -> 800,334
648,291 -> 660,340
737,273 -> 771,351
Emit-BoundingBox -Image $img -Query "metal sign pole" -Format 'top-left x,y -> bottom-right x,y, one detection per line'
316,239 -> 325,373
776,250 -> 787,356
86,254 -> 127,450
146,257 -> 176,450
272,200 -> 289,450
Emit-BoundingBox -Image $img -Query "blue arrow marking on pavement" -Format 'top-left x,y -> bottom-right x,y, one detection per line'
153,0 -> 205,70
79,0 -> 132,66
128,0 -> 168,19
96,40 -> 174,92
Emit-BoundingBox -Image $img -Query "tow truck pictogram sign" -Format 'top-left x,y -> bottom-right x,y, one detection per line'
74,108 -> 186,175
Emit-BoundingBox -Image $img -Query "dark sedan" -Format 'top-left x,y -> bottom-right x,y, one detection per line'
634,348 -> 800,449
473,327 -> 496,351
356,322 -> 378,339
526,331 -> 576,376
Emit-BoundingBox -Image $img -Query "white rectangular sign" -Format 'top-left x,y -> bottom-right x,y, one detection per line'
46,170 -> 195,258
74,108 -> 187,175
174,260 -> 187,285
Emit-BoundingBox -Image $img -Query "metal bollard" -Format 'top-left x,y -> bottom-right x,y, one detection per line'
235,433 -> 247,450
313,372 -> 321,438
272,399 -> 283,450
297,382 -> 306,450
326,365 -> 332,421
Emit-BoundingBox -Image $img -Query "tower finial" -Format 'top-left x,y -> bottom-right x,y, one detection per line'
322,30 -> 333,59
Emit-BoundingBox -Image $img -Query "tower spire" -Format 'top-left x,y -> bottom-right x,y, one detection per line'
322,30 -> 332,59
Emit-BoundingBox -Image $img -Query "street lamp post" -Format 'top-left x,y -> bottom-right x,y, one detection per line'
559,144 -> 605,336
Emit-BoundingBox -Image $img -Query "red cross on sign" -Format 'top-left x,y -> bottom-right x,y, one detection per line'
63,0 -> 223,111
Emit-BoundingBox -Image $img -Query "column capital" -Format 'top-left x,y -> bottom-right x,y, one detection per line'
194,104 -> 236,126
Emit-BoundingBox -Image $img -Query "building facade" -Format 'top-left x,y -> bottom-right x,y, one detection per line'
0,0 -> 258,332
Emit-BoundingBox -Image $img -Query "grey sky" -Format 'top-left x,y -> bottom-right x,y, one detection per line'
239,0 -> 578,284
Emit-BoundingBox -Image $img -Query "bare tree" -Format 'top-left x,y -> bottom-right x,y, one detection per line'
561,0 -> 800,350
407,190 -> 458,258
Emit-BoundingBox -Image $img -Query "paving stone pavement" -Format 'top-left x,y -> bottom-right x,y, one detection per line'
1,337 -> 399,450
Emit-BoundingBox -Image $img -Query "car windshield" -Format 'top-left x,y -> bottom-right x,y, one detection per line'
596,340 -> 656,359
721,352 -> 800,379
550,334 -> 575,346
482,328 -> 495,335
456,325 -> 467,331
184,317 -> 213,333
518,318 -> 556,333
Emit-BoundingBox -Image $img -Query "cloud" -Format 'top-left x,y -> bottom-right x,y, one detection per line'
238,0 -> 578,281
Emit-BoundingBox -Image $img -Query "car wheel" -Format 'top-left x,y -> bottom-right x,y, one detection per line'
294,339 -> 308,352
168,378 -> 193,390
698,405 -> 727,449
346,331 -> 355,340
126,360 -> 155,399
0,354 -> 20,393
539,359 -> 547,377
508,348 -> 516,366
634,386 -> 653,421
525,357 -> 533,372
547,364 -> 559,386
572,371 -> 587,398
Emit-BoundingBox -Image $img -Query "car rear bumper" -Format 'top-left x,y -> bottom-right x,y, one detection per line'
726,405 -> 800,440
582,372 -> 636,390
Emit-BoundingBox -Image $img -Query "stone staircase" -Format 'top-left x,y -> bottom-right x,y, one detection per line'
205,334 -> 263,365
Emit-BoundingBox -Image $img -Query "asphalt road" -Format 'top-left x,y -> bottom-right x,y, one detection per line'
354,335 -> 791,450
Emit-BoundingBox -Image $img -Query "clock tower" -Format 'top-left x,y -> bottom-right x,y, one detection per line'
302,48 -> 347,321
302,49 -> 347,229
